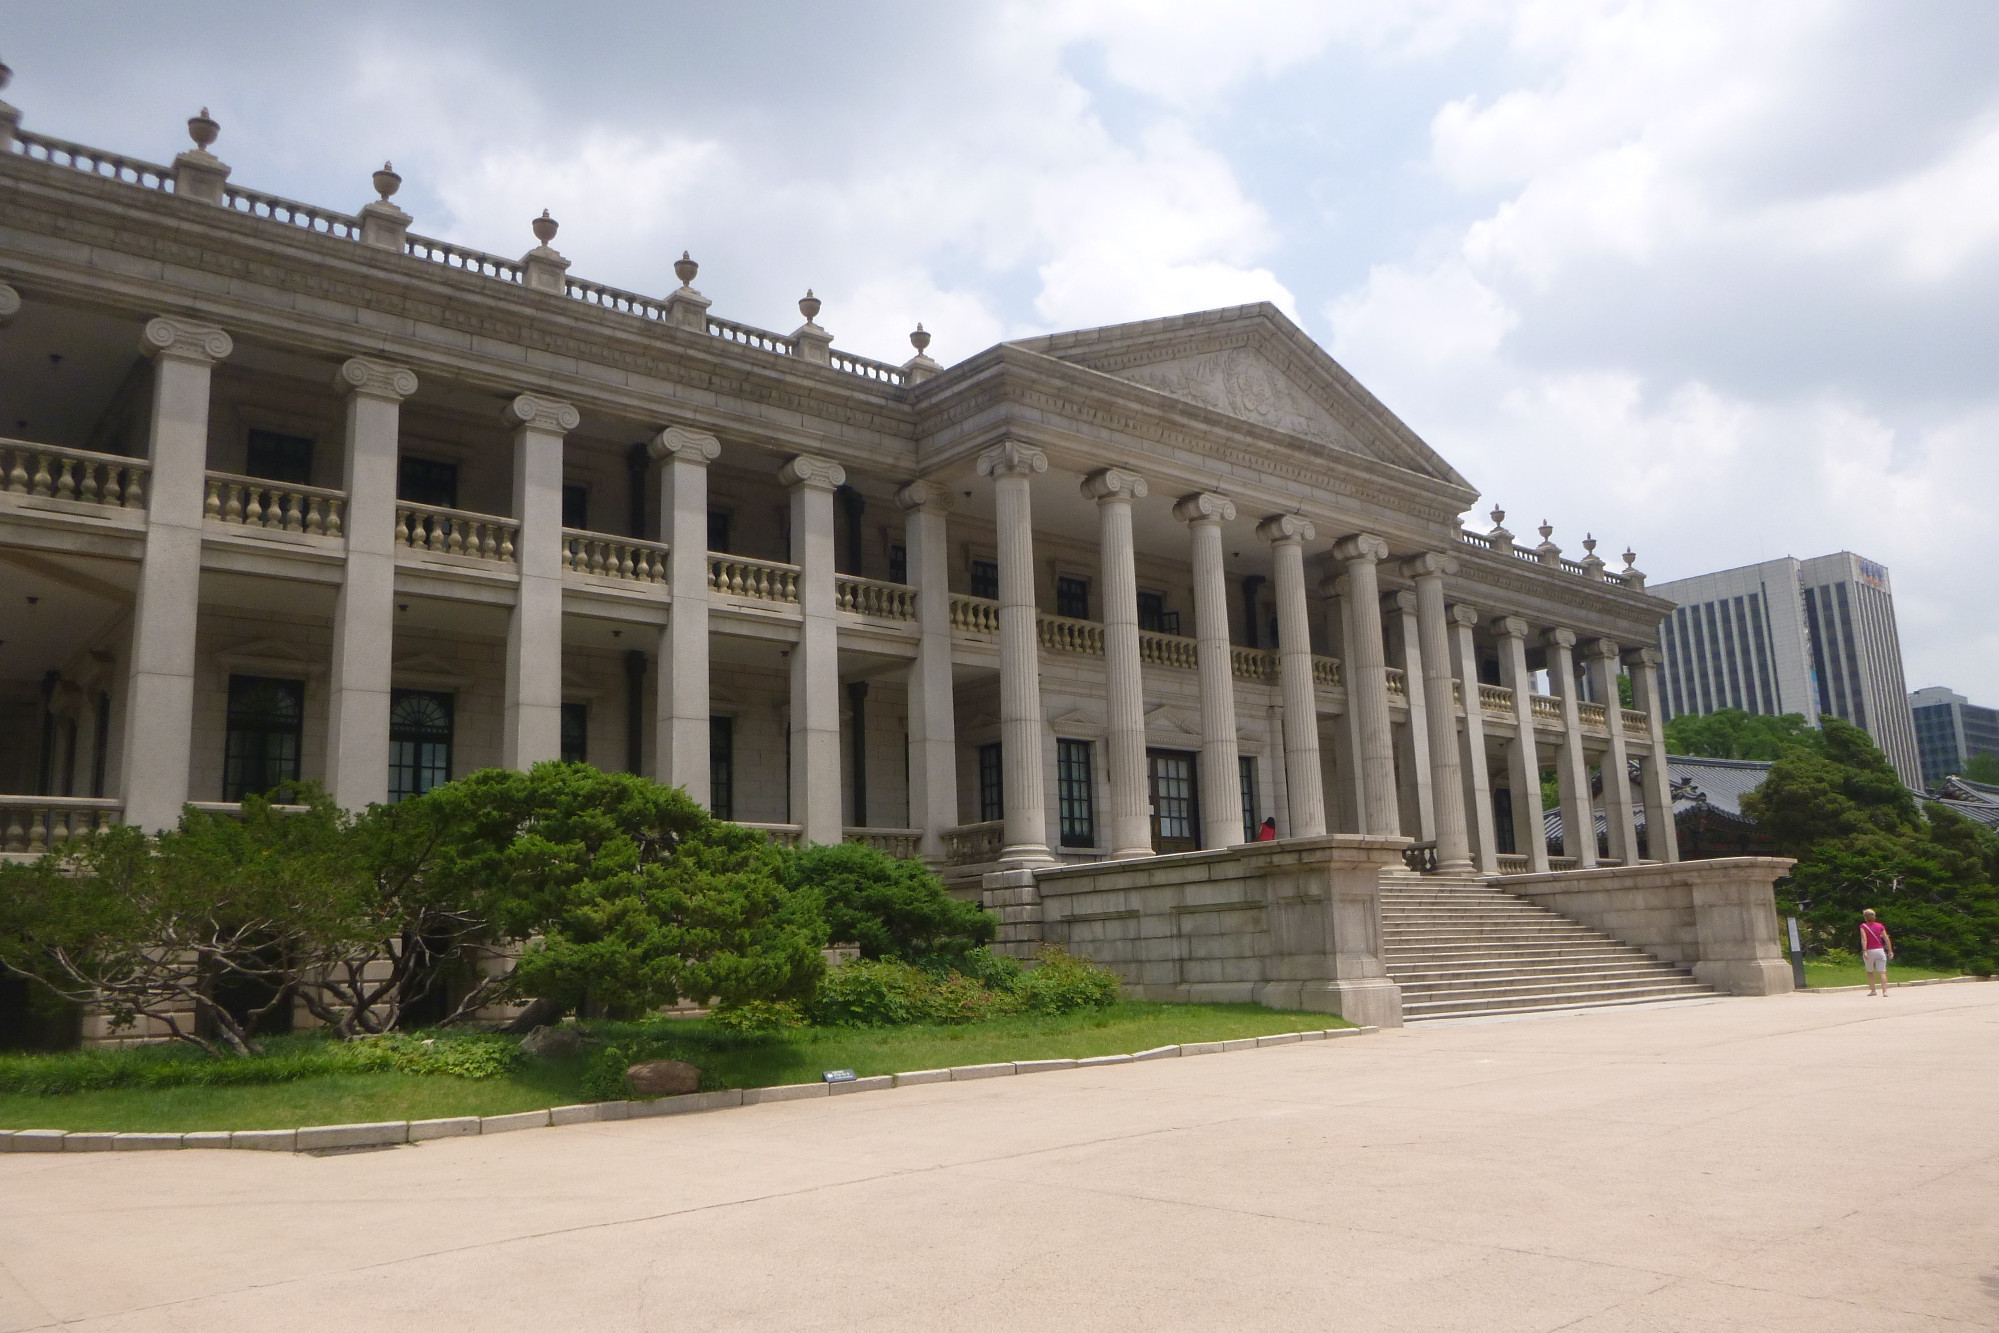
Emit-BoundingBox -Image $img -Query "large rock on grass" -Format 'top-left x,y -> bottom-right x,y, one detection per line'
626,1059 -> 701,1097
518,1025 -> 584,1060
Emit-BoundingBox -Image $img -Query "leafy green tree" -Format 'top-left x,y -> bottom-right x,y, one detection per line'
777,841 -> 994,963
1745,719 -> 1999,972
1663,709 -> 1824,760
1958,751 -> 1999,784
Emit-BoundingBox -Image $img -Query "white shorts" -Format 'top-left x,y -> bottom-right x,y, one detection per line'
1863,948 -> 1888,972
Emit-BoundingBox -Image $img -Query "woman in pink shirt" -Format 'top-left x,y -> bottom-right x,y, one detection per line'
1860,909 -> 1894,996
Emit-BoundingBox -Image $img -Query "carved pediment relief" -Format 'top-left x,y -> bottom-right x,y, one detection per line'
1144,703 -> 1200,737
1111,347 -> 1356,452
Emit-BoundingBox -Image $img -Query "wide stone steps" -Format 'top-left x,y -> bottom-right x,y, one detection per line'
1379,879 -> 1715,1021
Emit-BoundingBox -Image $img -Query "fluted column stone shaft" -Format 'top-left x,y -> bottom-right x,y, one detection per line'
1086,469 -> 1152,858
1260,514 -> 1325,838
1449,604 -> 1499,873
1335,534 -> 1399,837
1543,628 -> 1598,869
782,454 -> 846,845
122,318 -> 232,831
980,442 -> 1053,866
1405,554 -> 1471,871
1492,617 -> 1550,873
327,358 -> 416,811
1586,639 -> 1639,866
897,480 -> 959,862
1384,589 -> 1435,841
651,426 -> 721,805
502,394 -> 576,771
1177,492 -> 1244,848
1624,647 -> 1680,862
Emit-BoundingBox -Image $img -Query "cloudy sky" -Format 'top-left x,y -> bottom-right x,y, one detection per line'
9,1 -> 1996,703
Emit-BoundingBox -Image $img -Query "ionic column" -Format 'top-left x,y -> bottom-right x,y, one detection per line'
1448,604 -> 1498,874
1491,616 -> 1549,873
1321,574 -> 1362,833
1623,646 -> 1680,862
897,479 -> 959,862
1543,628 -> 1598,869
1259,514 -> 1324,838
650,426 -> 721,804
1175,491 -> 1244,848
1585,638 -> 1640,866
1404,554 -> 1471,871
978,442 -> 1053,866
1383,589 -> 1435,841
1334,534 -> 1399,836
1085,468 -> 1153,858
781,454 -> 846,845
501,394 -> 576,771
121,318 -> 232,831
326,358 -> 416,811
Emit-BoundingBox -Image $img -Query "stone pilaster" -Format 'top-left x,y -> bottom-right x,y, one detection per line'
1624,646 -> 1680,862
1449,604 -> 1499,874
1543,628 -> 1598,869
1334,534 -> 1399,837
979,441 -> 1053,866
326,358 -> 417,811
1175,491 -> 1244,848
1383,588 -> 1435,842
501,393 -> 576,771
650,426 -> 721,805
1085,469 -> 1153,858
897,479 -> 958,862
1586,638 -> 1640,866
781,454 -> 847,845
1404,553 -> 1471,872
1259,514 -> 1325,838
121,318 -> 232,831
1491,616 -> 1550,873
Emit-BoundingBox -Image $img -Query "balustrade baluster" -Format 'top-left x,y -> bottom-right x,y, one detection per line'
445,518 -> 466,555
224,484 -> 244,523
587,541 -> 605,576
304,496 -> 324,535
498,527 -> 514,562
243,487 -> 264,527
31,454 -> 53,497
77,461 -> 100,504
6,448 -> 27,493
396,509 -> 412,547
102,466 -> 123,507
203,479 -> 223,520
124,469 -> 144,509
283,492 -> 304,532
3,808 -> 24,854
53,458 -> 75,501
26,810 -> 48,855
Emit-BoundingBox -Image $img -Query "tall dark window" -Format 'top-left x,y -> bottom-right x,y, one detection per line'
707,509 -> 731,554
1136,591 -> 1179,634
397,457 -> 459,509
89,691 -> 110,798
889,543 -> 907,585
710,716 -> 734,819
969,559 -> 999,600
560,702 -> 588,764
388,690 -> 453,802
1057,739 -> 1095,848
1239,755 -> 1259,843
1056,576 -> 1090,621
562,484 -> 588,532
244,430 -> 314,485
222,675 -> 304,801
977,742 -> 1004,822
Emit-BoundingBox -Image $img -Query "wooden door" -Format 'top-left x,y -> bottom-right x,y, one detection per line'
1148,749 -> 1200,853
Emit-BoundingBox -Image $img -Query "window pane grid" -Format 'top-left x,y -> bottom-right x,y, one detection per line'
1057,739 -> 1094,848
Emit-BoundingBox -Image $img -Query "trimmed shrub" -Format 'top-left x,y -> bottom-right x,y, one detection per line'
779,842 -> 994,963
805,959 -> 930,1027
1017,947 -> 1122,1015
707,999 -> 805,1036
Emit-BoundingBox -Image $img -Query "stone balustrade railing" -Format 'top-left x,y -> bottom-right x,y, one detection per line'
0,797 -> 124,856
1495,854 -> 1532,876
1386,667 -> 1408,701
949,594 -> 1001,635
706,315 -> 793,355
1530,694 -> 1564,724
1038,612 -> 1105,656
845,827 -> 923,858
205,472 -> 346,536
827,350 -> 907,386
405,234 -> 525,283
709,554 -> 799,604
222,182 -> 364,240
186,801 -> 312,817
942,819 -> 1004,867
12,128 -> 174,191
1138,629 -> 1199,670
836,575 -> 917,621
736,821 -> 803,847
1578,701 -> 1609,730
395,503 -> 518,563
562,529 -> 670,583
3,440 -> 149,510
1230,645 -> 1277,681
1622,708 -> 1650,738
1479,683 -> 1514,712
1312,655 -> 1343,688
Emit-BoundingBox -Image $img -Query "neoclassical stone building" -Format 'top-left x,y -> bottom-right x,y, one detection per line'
0,92 -> 1685,891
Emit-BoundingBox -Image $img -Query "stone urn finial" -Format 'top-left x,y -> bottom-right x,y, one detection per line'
1622,547 -> 1637,570
1582,533 -> 1597,555
373,161 -> 401,202
531,209 -> 558,246
1538,519 -> 1554,542
798,289 -> 821,324
910,322 -> 931,354
1489,505 -> 1505,528
674,251 -> 699,287
188,107 -> 219,152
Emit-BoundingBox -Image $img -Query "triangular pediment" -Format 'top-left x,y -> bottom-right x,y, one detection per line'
1010,304 -> 1471,489
392,652 -> 468,688
216,638 -> 324,678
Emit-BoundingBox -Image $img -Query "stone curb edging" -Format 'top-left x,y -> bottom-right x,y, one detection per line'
0,1025 -> 1379,1155
1797,974 -> 1993,995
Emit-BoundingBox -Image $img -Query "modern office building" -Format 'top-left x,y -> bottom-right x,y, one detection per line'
1910,687 -> 1999,788
1652,553 -> 1921,788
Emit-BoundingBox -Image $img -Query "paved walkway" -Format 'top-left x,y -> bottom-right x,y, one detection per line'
4,985 -> 1996,1331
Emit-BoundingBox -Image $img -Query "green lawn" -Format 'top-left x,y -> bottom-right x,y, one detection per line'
1801,961 -> 1962,990
0,1002 -> 1344,1133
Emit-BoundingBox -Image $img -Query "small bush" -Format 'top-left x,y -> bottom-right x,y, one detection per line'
707,999 -> 804,1036
1018,947 -> 1122,1015
1817,947 -> 1858,967
806,959 -> 930,1027
780,842 -> 995,962
579,1043 -> 640,1103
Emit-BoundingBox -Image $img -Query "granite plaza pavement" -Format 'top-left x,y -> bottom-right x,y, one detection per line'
3,984 -> 1994,1332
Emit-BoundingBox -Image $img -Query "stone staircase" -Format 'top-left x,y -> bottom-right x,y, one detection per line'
1380,875 -> 1716,1021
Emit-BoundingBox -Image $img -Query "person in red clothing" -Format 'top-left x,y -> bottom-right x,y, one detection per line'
1860,909 -> 1894,996
1255,816 -> 1278,841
